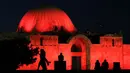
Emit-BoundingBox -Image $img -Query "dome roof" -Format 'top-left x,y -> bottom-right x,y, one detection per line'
17,8 -> 77,33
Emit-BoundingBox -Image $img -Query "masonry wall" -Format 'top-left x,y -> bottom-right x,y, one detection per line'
17,35 -> 130,70
90,44 -> 123,70
123,45 -> 130,69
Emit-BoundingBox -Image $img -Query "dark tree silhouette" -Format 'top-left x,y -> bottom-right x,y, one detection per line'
1,37 -> 39,70
58,26 -> 72,43
53,26 -> 58,32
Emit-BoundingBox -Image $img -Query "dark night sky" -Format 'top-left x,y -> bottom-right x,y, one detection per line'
0,0 -> 130,43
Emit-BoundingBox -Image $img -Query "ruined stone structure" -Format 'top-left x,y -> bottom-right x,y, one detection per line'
17,34 -> 130,70
17,7 -> 130,70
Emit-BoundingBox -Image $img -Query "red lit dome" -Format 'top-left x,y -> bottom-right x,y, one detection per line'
17,8 -> 77,33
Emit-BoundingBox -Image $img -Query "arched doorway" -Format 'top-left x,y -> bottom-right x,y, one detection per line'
71,44 -> 82,70
67,34 -> 92,70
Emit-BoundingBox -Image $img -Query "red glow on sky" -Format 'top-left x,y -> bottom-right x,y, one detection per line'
17,8 -> 77,33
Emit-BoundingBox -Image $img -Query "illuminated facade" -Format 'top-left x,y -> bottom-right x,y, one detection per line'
17,8 -> 130,70
17,34 -> 130,70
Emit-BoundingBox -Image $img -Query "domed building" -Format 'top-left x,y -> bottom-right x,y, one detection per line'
17,8 -> 77,33
17,8 -> 130,70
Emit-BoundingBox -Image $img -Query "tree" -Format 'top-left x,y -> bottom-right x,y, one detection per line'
58,26 -> 72,43
119,30 -> 123,36
0,37 -> 39,70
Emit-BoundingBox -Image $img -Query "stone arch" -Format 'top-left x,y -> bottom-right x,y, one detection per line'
67,34 -> 92,70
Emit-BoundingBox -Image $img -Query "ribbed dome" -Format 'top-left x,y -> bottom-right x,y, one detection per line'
17,8 -> 77,33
